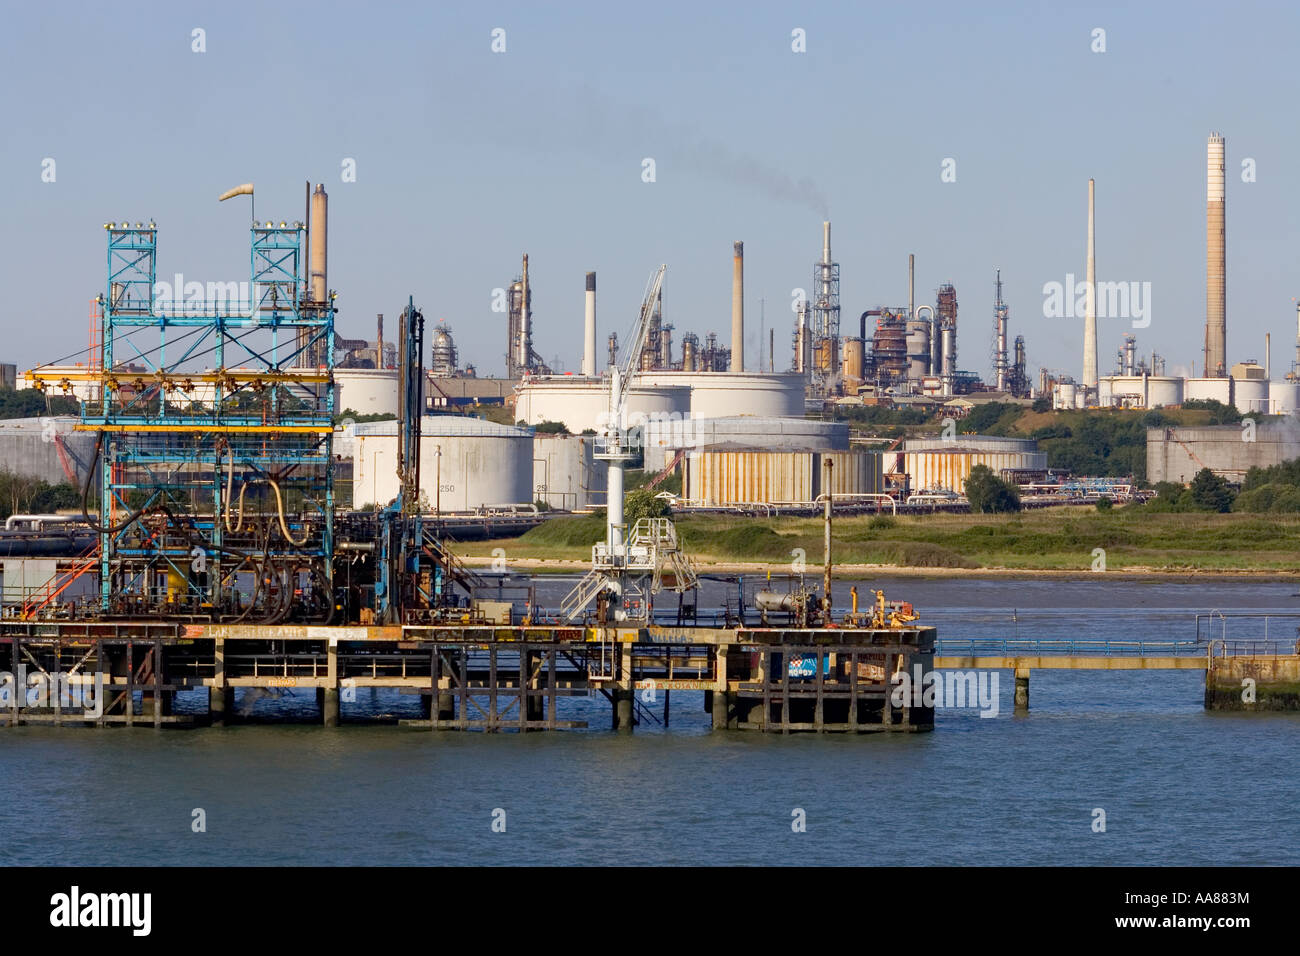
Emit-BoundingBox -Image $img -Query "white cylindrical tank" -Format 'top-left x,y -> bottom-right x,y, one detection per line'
1145,377 -> 1184,408
1055,382 -> 1077,409
533,433 -> 607,510
905,320 -> 931,381
1268,381 -> 1300,415
1097,378 -> 1114,407
353,416 -> 532,511
635,371 -> 804,419
1102,375 -> 1147,408
1231,377 -> 1269,414
1184,377 -> 1233,406
334,368 -> 399,418
514,379 -> 690,433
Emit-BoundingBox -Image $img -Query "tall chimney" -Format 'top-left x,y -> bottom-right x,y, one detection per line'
583,272 -> 597,377
376,313 -> 384,369
1083,178 -> 1098,389
1265,332 -> 1271,379
309,184 -> 328,306
731,241 -> 744,372
1206,133 -> 1227,377
908,253 -> 915,320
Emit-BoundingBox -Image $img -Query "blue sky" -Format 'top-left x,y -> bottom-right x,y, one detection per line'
3,0 -> 1298,381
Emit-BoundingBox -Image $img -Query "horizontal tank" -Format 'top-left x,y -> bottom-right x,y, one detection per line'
903,450 -> 1048,495
353,416 -> 532,511
532,433 -> 607,510
1231,377 -> 1269,414
1184,377 -> 1233,406
334,368 -> 400,418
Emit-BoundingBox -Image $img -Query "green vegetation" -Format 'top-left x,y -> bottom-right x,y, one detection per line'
533,420 -> 569,434
467,507 -> 1300,573
1230,457 -> 1300,513
964,463 -> 1021,514
334,408 -> 396,424
1139,469 -> 1237,513
624,488 -> 670,526
0,468 -> 80,521
0,388 -> 78,419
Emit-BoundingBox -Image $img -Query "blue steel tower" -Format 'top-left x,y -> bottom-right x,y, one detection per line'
75,210 -> 336,621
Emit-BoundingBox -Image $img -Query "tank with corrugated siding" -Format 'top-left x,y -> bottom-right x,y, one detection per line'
903,450 -> 1048,494
685,450 -> 882,505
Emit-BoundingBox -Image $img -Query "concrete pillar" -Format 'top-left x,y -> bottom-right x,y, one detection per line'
612,642 -> 634,731
613,687 -> 634,732
437,690 -> 455,721
1014,667 -> 1030,713
712,645 -> 730,730
210,687 -> 224,724
323,640 -> 340,726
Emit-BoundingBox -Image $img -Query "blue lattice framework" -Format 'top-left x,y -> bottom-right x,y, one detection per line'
71,220 -> 335,618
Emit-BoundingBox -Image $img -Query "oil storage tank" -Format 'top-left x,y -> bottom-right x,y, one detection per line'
515,379 -> 689,433
1146,377 -> 1184,408
1268,381 -> 1300,415
334,368 -> 399,418
533,433 -> 607,510
636,371 -> 805,419
685,449 -> 882,506
1231,377 -> 1269,414
642,416 -> 848,472
353,416 -> 532,511
1184,377 -> 1233,406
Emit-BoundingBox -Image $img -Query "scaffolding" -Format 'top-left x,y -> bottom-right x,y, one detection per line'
75,219 -> 335,619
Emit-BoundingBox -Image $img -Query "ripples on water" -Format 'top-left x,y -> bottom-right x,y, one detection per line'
1,578 -> 1296,866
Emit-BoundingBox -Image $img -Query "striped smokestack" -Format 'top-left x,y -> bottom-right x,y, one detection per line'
731,241 -> 744,371
1206,132 -> 1226,377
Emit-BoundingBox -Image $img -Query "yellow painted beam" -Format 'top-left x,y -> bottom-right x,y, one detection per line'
73,423 -> 331,434
26,370 -> 332,384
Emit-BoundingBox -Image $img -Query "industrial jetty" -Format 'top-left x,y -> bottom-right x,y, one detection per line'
4,186 -> 936,733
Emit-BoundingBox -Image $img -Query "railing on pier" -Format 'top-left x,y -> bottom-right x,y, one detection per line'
1194,611 -> 1300,651
934,638 -> 1206,657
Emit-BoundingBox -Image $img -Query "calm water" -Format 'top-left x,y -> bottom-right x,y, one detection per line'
2,577 -> 1297,866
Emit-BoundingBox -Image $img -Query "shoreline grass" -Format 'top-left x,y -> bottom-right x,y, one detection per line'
454,507 -> 1300,575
